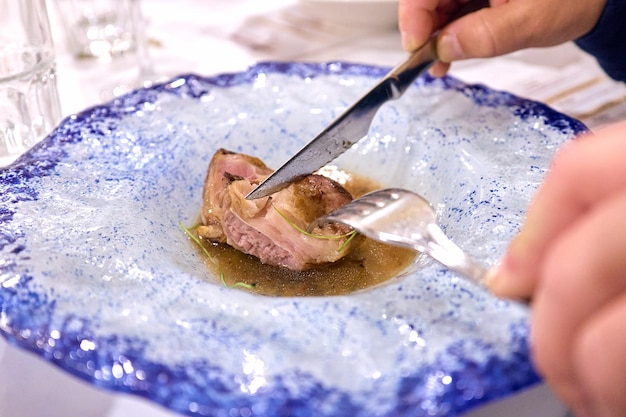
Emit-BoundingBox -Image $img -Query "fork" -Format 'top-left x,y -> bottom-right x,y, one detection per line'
311,188 -> 489,286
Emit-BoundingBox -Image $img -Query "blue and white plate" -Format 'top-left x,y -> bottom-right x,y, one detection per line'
0,62 -> 585,416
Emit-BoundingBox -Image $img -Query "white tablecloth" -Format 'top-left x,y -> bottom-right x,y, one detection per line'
3,1 -> 625,416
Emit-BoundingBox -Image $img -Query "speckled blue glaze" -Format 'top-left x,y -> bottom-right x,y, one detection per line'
0,62 -> 586,417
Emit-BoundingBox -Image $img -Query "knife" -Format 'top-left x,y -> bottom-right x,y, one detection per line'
245,35 -> 438,200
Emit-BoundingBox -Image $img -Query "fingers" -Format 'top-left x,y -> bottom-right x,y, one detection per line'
487,121 -> 626,415
437,1 -> 567,62
489,121 -> 626,300
436,3 -> 524,61
531,191 -> 626,417
402,0 -> 606,63
429,61 -> 451,77
398,0 -> 490,76
575,294 -> 626,417
399,0 -> 442,51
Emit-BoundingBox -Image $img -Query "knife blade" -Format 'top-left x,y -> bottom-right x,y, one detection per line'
245,35 -> 438,200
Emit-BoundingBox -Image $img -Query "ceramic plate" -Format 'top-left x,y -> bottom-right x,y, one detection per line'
0,62 -> 585,417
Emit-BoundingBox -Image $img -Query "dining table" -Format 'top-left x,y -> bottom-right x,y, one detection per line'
2,0 -> 626,416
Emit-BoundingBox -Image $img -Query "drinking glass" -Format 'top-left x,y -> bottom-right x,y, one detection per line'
0,0 -> 63,166
100,0 -> 165,99
54,0 -> 136,60
54,0 -> 164,100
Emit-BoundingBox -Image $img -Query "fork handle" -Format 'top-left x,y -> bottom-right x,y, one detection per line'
423,224 -> 489,287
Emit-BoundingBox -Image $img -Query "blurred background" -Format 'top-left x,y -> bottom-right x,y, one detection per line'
46,0 -> 626,125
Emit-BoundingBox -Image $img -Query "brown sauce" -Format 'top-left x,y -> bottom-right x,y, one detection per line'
192,168 -> 417,297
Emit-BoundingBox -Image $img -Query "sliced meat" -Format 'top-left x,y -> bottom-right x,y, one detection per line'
198,149 -> 357,270
200,149 -> 273,243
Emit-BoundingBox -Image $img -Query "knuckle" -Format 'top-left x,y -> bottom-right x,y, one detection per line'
460,15 -> 500,57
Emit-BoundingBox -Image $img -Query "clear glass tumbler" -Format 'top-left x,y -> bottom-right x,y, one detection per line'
0,0 -> 63,166
53,0 -> 137,60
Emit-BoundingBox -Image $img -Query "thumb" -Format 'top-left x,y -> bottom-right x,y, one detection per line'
436,1 -> 562,62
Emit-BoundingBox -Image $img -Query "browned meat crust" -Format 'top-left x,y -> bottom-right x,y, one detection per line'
198,149 -> 356,270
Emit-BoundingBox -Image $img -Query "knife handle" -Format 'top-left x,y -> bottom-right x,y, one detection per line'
387,36 -> 438,98
388,0 -> 490,97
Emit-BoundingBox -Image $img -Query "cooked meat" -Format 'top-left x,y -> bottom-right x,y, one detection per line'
198,149 -> 357,270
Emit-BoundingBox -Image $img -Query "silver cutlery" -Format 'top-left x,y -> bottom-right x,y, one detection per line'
311,188 -> 489,286
246,1 -> 491,201
246,37 -> 437,200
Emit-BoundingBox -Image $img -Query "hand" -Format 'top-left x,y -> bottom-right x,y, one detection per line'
488,121 -> 626,417
398,0 -> 606,76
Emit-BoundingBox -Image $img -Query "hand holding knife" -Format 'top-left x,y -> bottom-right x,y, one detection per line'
245,0 -> 489,201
